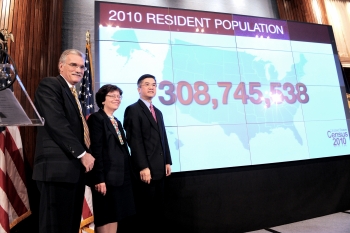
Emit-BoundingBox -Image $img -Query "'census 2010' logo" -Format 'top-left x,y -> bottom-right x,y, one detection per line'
327,129 -> 349,146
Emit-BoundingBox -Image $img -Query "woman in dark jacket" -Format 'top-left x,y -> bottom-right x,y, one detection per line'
87,84 -> 135,233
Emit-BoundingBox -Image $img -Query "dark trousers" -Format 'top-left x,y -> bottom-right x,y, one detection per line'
36,178 -> 85,233
131,176 -> 165,232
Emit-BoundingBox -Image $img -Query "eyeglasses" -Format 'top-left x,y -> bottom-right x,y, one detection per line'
140,83 -> 157,88
67,63 -> 87,71
106,94 -> 122,100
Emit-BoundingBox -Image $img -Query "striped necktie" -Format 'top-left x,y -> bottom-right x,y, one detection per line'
70,87 -> 90,148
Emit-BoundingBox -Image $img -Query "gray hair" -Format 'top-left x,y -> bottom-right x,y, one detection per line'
58,49 -> 85,70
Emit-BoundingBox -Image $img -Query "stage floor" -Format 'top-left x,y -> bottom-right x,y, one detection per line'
247,211 -> 350,233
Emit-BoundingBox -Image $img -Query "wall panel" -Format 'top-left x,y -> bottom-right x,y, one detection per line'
276,0 -> 329,24
0,0 -> 63,167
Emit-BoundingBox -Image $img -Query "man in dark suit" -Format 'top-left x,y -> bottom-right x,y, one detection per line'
123,74 -> 172,232
33,49 -> 95,233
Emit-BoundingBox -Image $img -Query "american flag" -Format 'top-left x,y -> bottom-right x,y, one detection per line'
79,43 -> 95,117
0,126 -> 31,233
0,64 -> 13,91
79,42 -> 95,233
0,71 -> 11,89
80,186 -> 94,233
0,33 -> 12,91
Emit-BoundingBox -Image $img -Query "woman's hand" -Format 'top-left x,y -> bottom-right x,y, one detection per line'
95,182 -> 107,196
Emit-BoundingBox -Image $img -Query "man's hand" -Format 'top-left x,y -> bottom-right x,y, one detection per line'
166,164 -> 171,176
80,152 -> 95,172
140,167 -> 152,184
95,182 -> 107,196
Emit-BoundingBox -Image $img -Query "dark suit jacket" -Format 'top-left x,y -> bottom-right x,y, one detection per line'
33,75 -> 87,183
87,109 -> 130,187
123,99 -> 172,180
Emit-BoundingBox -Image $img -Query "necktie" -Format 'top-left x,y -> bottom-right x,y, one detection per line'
150,103 -> 157,122
71,87 -> 90,148
109,116 -> 124,145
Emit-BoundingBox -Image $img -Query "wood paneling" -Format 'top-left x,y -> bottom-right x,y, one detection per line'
0,0 -> 63,167
277,0 -> 329,24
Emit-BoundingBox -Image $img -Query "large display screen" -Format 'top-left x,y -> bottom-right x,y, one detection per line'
95,1 -> 350,172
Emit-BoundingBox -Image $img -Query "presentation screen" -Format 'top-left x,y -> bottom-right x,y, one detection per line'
95,1 -> 350,172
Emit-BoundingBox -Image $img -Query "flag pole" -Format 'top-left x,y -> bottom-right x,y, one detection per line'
86,30 -> 95,96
